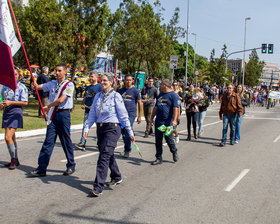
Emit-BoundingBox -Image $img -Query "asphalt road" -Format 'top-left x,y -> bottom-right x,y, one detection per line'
1,103 -> 280,224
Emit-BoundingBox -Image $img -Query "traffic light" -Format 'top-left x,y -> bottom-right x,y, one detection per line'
262,44 -> 267,53
268,44 -> 274,54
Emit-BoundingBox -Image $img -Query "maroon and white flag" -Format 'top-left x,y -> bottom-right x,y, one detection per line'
0,0 -> 21,91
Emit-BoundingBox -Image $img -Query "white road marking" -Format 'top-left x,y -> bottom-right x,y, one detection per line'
224,169 -> 250,192
178,120 -> 222,134
60,145 -> 124,162
273,134 -> 280,143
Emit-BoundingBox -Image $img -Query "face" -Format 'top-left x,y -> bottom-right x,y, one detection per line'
15,70 -> 19,81
88,73 -> 97,84
100,75 -> 113,90
189,85 -> 194,91
124,76 -> 133,88
148,79 -> 154,87
172,83 -> 178,90
56,66 -> 67,81
237,85 -> 242,92
227,85 -> 234,94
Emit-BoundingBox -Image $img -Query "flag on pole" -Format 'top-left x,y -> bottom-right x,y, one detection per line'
0,0 -> 21,92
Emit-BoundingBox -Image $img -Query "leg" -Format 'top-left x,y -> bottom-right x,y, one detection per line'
122,116 -> 136,153
192,112 -> 198,137
56,111 -> 76,170
155,126 -> 164,160
165,132 -> 177,155
80,112 -> 89,145
198,111 -> 206,134
37,122 -> 57,173
186,112 -> 191,139
221,114 -> 229,145
229,114 -> 237,144
5,128 -> 16,159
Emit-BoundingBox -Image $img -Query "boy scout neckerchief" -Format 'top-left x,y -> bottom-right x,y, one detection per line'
97,88 -> 114,116
47,79 -> 70,125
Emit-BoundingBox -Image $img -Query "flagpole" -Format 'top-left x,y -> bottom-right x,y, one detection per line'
7,0 -> 47,121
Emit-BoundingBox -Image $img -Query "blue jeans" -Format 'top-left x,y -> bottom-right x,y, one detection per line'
235,114 -> 244,142
155,124 -> 177,160
198,111 -> 206,133
122,116 -> 136,152
221,113 -> 237,145
80,112 -> 89,145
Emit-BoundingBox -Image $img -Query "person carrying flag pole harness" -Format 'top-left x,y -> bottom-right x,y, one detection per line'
28,63 -> 76,177
83,73 -> 135,197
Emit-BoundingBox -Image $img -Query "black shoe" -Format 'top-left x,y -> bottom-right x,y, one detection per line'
151,159 -> 162,165
28,169 -> 46,177
105,179 -> 123,187
149,129 -> 153,135
63,168 -> 75,176
89,189 -> 102,197
194,134 -> 198,139
187,135 -> 191,141
173,152 -> 178,162
122,151 -> 129,158
74,143 -> 86,151
218,143 -> 225,147
144,133 -> 149,138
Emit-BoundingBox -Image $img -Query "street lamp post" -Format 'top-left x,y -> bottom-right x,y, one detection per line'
185,0 -> 190,84
242,17 -> 251,86
191,33 -> 197,85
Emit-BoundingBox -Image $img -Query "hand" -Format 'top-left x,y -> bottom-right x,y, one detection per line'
130,135 -> 135,142
81,105 -> 85,110
171,120 -> 177,127
83,132 -> 88,140
2,100 -> 12,107
0,103 -> 4,110
137,116 -> 142,124
150,118 -> 154,127
31,81 -> 38,90
43,106 -> 49,113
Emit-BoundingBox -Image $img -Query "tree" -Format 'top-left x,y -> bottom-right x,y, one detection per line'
245,49 -> 264,87
13,0 -> 70,69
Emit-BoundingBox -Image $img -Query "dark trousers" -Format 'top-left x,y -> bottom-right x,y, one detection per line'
94,125 -> 122,193
121,116 -> 136,152
37,111 -> 75,173
155,124 -> 177,160
143,105 -> 154,134
186,112 -> 199,136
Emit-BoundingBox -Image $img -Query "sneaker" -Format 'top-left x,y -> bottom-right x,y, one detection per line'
144,133 -> 149,138
230,142 -> 235,146
28,169 -> 46,177
89,189 -> 102,197
105,179 -> 123,187
162,143 -> 168,146
74,142 -> 86,151
218,143 -> 225,147
151,159 -> 162,165
187,135 -> 191,141
234,141 -> 239,144
63,168 -> 75,176
123,151 -> 130,158
8,158 -> 16,170
4,158 -> 20,168
199,130 -> 204,137
175,136 -> 180,144
173,152 -> 178,162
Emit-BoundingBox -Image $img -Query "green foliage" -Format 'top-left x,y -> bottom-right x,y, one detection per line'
245,49 -> 264,87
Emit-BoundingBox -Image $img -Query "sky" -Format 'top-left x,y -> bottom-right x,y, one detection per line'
107,0 -> 280,66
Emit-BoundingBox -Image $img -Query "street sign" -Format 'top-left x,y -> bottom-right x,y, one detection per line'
169,55 -> 178,69
195,70 -> 199,76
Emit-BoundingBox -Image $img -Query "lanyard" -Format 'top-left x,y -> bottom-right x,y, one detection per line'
55,79 -> 67,94
98,89 -> 114,116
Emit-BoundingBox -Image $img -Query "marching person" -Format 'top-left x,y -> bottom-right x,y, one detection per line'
198,88 -> 209,137
219,84 -> 243,147
234,84 -> 248,144
37,66 -> 50,117
118,74 -> 142,158
0,69 -> 28,169
74,72 -> 102,151
150,79 -> 180,165
141,77 -> 158,138
172,80 -> 183,143
83,73 -> 135,197
28,63 -> 76,177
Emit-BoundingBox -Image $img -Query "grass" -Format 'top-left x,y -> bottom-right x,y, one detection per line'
0,98 -> 85,133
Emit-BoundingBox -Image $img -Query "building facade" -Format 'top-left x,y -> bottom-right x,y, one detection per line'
259,62 -> 280,89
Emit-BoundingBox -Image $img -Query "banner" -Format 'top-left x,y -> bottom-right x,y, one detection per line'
268,91 -> 280,99
0,0 -> 21,91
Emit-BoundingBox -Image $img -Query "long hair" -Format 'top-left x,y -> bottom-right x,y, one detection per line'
237,84 -> 244,98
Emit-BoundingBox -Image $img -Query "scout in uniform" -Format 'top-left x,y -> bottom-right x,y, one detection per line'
28,63 -> 76,177
84,73 -> 135,197
0,69 -> 28,169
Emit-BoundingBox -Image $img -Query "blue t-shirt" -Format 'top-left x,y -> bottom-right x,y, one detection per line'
155,91 -> 180,126
84,83 -> 102,113
118,87 -> 141,117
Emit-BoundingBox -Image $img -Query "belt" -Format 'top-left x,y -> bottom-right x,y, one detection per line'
57,109 -> 71,112
97,123 -> 119,127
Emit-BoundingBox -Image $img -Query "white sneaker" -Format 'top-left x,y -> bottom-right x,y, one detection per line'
175,136 -> 180,144
163,143 -> 168,146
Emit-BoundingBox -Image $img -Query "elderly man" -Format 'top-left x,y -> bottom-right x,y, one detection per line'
219,84 -> 243,147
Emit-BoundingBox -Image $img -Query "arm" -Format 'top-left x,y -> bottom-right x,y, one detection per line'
2,101 -> 28,108
236,95 -> 244,117
83,94 -> 99,139
81,95 -> 86,110
137,99 -> 142,124
219,96 -> 223,120
172,107 -> 179,127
